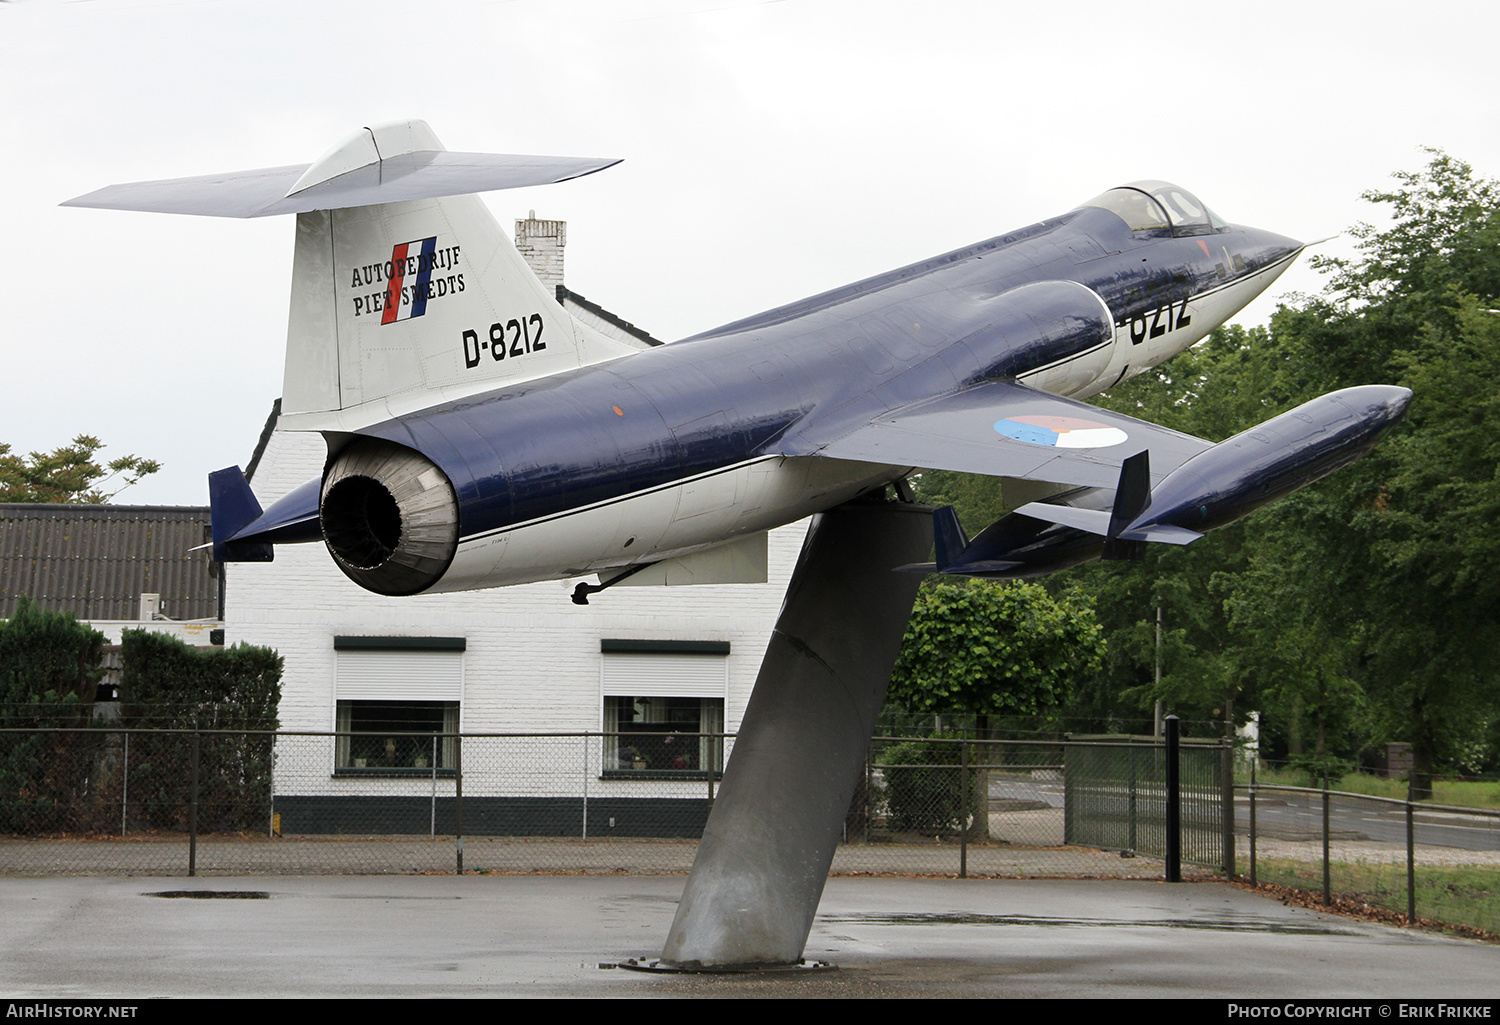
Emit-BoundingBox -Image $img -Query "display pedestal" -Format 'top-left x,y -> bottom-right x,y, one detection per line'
660,499 -> 931,968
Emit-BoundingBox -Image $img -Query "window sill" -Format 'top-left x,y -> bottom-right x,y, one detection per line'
599,770 -> 723,782
333,768 -> 455,779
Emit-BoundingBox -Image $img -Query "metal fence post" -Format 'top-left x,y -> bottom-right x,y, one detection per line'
862,746 -> 871,844
188,732 -> 200,878
1221,736 -> 1235,877
959,739 -> 969,879
1164,715 -> 1180,882
121,732 -> 129,838
454,733 -> 464,875
582,733 -> 589,841
1406,784 -> 1416,925
708,736 -> 717,807
1321,775 -> 1331,905
430,735 -> 438,838
1248,759 -> 1258,887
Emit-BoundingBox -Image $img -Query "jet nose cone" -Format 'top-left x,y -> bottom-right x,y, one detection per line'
1221,225 -> 1306,303
1240,225 -> 1306,266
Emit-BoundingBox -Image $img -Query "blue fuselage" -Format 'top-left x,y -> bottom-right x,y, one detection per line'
358,206 -> 1299,545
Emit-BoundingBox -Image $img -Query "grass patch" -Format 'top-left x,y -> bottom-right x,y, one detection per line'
1243,769 -> 1500,810
1253,857 -> 1500,936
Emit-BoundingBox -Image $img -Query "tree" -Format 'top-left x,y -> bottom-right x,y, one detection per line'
1262,153 -> 1500,794
1056,324 -> 1300,733
889,579 -> 1103,719
921,152 -> 1500,791
908,469 -> 1008,538
886,578 -> 1103,838
0,435 -> 160,503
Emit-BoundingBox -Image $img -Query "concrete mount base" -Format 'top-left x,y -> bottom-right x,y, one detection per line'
660,499 -> 932,968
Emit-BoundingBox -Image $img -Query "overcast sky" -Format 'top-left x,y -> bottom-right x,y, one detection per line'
4,0 -> 1497,504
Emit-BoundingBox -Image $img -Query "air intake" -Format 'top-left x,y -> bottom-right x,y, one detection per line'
321,438 -> 459,595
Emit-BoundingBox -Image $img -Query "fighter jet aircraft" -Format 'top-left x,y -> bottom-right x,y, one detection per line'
65,120 -> 1410,599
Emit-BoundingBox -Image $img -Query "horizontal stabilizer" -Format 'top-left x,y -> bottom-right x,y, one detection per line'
1012,499 -> 1201,546
1012,450 -> 1200,549
1125,524 -> 1205,545
62,120 -> 620,218
1011,503 -> 1112,536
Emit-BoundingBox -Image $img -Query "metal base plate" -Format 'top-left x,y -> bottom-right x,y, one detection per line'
613,957 -> 837,974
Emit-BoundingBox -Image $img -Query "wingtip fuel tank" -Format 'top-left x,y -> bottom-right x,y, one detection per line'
953,384 -> 1413,575
1111,384 -> 1412,545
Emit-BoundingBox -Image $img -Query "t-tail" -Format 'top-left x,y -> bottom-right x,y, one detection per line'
67,120 -> 637,560
65,119 -> 635,436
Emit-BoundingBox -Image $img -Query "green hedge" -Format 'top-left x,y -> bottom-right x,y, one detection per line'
120,630 -> 282,832
0,599 -> 106,832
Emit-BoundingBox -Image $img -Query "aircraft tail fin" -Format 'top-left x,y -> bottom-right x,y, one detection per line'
65,121 -> 638,432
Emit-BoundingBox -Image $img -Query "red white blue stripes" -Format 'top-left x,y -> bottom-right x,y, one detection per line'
381,236 -> 439,325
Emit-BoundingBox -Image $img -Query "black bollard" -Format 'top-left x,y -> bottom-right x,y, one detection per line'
1164,714 -> 1181,882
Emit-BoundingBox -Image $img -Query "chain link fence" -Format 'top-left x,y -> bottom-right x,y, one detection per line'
1,727 -> 1229,879
1242,780 -> 1500,936
13,725 -> 1496,939
1064,737 -> 1230,867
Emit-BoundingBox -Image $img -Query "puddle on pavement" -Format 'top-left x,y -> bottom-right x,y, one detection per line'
821,912 -> 1357,935
144,890 -> 271,899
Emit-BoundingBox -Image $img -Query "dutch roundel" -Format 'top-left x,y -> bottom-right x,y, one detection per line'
993,414 -> 1128,449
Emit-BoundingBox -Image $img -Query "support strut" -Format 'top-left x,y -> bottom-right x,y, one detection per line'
660,498 -> 932,968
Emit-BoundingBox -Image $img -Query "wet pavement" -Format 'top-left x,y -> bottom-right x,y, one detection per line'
2,875 -> 1497,998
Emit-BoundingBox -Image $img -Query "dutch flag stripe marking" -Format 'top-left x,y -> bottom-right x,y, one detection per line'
410,237 -> 437,319
378,237 -> 439,325
381,241 -> 410,325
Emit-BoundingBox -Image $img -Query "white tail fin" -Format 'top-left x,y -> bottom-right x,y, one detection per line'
281,192 -> 638,428
279,122 -> 636,429
63,120 -> 635,431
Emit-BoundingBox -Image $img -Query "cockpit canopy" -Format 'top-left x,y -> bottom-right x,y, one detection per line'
1077,180 -> 1227,237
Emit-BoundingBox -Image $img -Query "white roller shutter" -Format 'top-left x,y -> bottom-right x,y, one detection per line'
336,650 -> 464,700
601,653 -> 727,698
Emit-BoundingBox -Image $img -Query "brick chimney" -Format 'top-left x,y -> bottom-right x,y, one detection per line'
514,210 -> 566,294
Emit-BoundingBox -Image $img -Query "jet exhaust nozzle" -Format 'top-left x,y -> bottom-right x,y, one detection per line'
321,437 -> 460,595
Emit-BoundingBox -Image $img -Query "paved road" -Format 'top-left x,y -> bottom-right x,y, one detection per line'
2,875 -> 1497,998
1246,791 -> 1500,851
989,773 -> 1500,853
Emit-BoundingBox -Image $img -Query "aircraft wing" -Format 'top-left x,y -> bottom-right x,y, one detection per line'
787,379 -> 1212,489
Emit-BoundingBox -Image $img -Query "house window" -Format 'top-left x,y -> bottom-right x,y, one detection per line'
603,695 -> 725,775
333,636 -> 464,776
335,700 -> 458,772
600,639 -> 728,779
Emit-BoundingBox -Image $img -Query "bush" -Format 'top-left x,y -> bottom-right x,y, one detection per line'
120,630 -> 282,832
880,733 -> 967,834
0,598 -> 106,833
